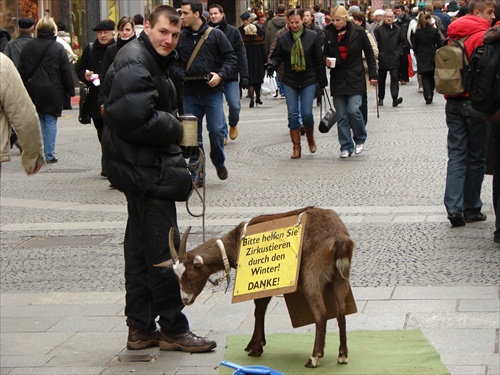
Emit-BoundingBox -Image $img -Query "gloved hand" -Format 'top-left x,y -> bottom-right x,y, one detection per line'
265,63 -> 275,78
240,77 -> 249,90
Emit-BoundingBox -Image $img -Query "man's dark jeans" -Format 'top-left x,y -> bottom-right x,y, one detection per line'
124,194 -> 189,334
444,98 -> 490,217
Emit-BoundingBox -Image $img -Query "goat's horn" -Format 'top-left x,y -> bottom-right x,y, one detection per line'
168,228 -> 179,264
178,226 -> 191,262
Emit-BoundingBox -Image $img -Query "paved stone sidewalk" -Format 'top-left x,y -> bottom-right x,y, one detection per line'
1,82 -> 499,374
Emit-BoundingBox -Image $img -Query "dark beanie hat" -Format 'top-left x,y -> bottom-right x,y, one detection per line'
18,18 -> 35,29
93,20 -> 115,31
240,12 -> 251,20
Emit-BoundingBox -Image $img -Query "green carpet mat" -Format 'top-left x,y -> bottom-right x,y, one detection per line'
219,330 -> 449,375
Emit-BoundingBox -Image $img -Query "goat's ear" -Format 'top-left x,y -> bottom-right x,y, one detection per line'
193,255 -> 204,267
154,260 -> 174,268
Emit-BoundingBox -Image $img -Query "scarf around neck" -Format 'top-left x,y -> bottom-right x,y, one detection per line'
291,26 -> 306,72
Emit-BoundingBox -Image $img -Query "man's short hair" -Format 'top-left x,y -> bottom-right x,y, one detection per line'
181,0 -> 203,17
133,14 -> 144,25
314,5 -> 320,12
469,0 -> 495,13
148,5 -> 181,28
208,4 -> 224,13
276,5 -> 286,14
433,1 -> 443,9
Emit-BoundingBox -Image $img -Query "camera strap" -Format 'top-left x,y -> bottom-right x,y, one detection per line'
185,27 -> 213,73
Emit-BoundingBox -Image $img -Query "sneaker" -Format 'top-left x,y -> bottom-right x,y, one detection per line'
340,150 -> 351,158
355,143 -> 364,154
378,99 -> 383,106
127,325 -> 160,350
46,158 -> 58,164
392,97 -> 403,107
447,212 -> 466,227
216,166 -> 228,180
159,330 -> 216,353
418,87 -> 424,93
465,212 -> 487,223
229,126 -> 238,140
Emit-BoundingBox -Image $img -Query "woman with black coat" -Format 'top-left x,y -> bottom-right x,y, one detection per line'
19,17 -> 75,163
243,24 -> 267,107
268,8 -> 327,159
411,13 -> 442,104
323,6 -> 378,158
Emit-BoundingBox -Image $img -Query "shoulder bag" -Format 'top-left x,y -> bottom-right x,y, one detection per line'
318,88 -> 337,133
78,43 -> 93,124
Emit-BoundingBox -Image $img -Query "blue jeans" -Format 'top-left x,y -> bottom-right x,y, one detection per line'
38,112 -> 58,161
223,80 -> 241,130
124,194 -> 189,334
444,98 -> 490,217
185,92 -> 226,171
283,83 -> 316,130
333,95 -> 367,154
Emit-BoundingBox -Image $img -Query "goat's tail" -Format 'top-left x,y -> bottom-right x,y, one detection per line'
334,238 -> 354,280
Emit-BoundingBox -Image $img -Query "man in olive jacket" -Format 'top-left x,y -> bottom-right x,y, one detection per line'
101,5 -> 216,353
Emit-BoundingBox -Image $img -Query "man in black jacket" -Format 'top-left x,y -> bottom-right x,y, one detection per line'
374,10 -> 405,107
171,0 -> 237,187
208,4 -> 249,143
101,5 -> 216,353
76,19 -> 115,176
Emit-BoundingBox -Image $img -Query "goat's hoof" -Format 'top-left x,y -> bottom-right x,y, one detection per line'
337,354 -> 348,364
305,356 -> 320,368
247,348 -> 263,357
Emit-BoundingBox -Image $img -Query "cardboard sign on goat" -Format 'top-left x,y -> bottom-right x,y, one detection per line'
232,213 -> 307,303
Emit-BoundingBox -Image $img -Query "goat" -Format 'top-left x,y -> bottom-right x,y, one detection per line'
156,207 -> 355,368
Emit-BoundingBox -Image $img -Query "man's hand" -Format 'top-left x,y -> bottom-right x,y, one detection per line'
240,77 -> 249,89
265,63 -> 275,78
207,72 -> 222,87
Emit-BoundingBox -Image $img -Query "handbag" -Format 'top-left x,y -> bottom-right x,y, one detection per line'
78,83 -> 91,124
318,88 -> 337,133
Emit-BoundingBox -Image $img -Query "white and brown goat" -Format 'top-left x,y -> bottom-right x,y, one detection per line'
156,207 -> 355,368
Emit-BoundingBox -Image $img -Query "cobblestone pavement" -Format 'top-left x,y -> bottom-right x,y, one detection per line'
1,81 -> 499,375
1,82 -> 498,292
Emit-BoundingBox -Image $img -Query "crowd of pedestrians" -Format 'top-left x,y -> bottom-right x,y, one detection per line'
1,0 -> 499,358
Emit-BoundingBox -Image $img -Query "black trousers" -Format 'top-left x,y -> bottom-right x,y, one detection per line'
492,125 -> 500,240
420,71 -> 435,101
124,194 -> 189,334
378,68 -> 400,101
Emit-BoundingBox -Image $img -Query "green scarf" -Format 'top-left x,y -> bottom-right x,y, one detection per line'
290,26 -> 306,72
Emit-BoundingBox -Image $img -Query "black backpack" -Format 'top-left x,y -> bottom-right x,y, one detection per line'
467,42 -> 500,114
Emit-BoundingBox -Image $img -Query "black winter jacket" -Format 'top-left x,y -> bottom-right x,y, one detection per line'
324,22 -> 378,97
269,26 -> 327,90
374,23 -> 405,69
411,25 -> 442,73
209,17 -> 248,82
170,19 -> 237,96
101,33 -> 191,201
18,29 -> 75,117
76,38 -> 115,119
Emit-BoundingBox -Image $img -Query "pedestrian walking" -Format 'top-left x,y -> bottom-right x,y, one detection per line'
18,16 -> 75,164
0,53 -> 44,175
243,24 -> 267,108
443,0 -> 495,227
208,4 -> 249,143
374,10 -> 405,107
76,19 -> 116,176
4,18 -> 34,68
411,13 -> 442,104
268,8 -> 327,159
101,5 -> 216,353
171,0 -> 237,187
324,6 -> 378,158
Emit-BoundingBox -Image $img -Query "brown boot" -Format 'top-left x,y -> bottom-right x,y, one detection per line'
304,127 -> 316,153
159,330 -> 216,353
127,324 -> 160,350
290,129 -> 301,159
